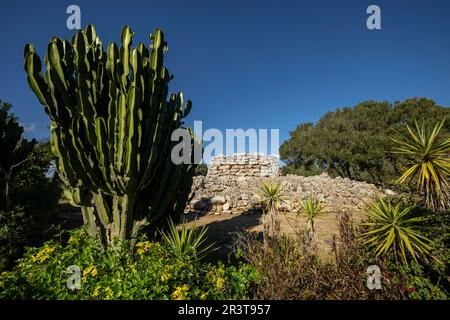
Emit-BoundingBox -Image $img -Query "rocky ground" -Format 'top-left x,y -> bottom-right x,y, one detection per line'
186,172 -> 394,216
184,172 -> 395,260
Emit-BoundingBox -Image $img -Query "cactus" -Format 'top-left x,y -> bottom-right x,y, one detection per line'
24,25 -> 197,245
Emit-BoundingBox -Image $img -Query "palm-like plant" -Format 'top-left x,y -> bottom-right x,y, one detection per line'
160,218 -> 217,261
258,181 -> 286,243
391,120 -> 450,211
299,196 -> 326,241
360,196 -> 433,266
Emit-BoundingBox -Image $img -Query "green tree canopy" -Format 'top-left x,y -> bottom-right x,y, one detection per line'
280,98 -> 450,184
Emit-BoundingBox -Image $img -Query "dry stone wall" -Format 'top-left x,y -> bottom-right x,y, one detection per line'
207,153 -> 280,178
185,154 -> 395,216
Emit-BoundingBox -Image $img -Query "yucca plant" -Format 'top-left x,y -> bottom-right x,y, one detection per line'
359,195 -> 433,266
160,218 -> 217,261
258,181 -> 286,243
391,120 -> 450,211
299,195 -> 326,242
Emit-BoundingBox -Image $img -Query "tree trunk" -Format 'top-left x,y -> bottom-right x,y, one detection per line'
5,171 -> 11,211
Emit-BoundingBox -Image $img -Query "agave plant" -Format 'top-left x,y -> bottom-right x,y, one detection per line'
299,195 -> 326,241
360,195 -> 433,266
391,120 -> 450,211
258,181 -> 287,242
160,218 -> 217,261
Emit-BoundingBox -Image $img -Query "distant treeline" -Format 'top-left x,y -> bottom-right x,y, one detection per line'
280,97 -> 450,184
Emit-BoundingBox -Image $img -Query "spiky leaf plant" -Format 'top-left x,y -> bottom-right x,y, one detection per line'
299,195 -> 326,239
360,196 -> 433,266
391,120 -> 450,211
258,181 -> 286,242
160,218 -> 217,261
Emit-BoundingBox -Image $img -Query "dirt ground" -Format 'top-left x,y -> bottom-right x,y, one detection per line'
181,209 -> 365,262
56,201 -> 364,262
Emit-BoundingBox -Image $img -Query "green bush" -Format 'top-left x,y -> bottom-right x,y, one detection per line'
0,142 -> 61,272
0,229 -> 258,300
396,261 -> 448,300
0,207 -> 30,271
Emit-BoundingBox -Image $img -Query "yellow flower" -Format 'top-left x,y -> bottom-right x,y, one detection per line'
165,264 -> 175,272
136,241 -> 155,255
92,285 -> 101,298
67,235 -> 78,244
216,277 -> 225,290
105,287 -> 114,300
217,266 -> 225,275
32,246 -> 56,263
200,292 -> 208,300
172,284 -> 189,300
83,266 -> 98,278
160,273 -> 171,282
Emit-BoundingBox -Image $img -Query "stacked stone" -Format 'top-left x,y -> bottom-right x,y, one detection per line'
207,153 -> 280,178
185,162 -> 395,216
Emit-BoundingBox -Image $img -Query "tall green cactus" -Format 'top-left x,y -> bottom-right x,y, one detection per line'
24,25 -> 196,245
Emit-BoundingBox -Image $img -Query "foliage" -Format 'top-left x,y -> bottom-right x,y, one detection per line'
24,24 -> 197,245
398,261 -> 448,300
281,164 -> 324,177
359,196 -> 433,266
391,120 -> 450,211
194,163 -> 208,176
160,218 -> 217,261
235,212 -> 411,299
0,102 -> 37,211
280,98 -> 450,184
0,104 -> 61,271
0,207 -> 29,271
0,229 -> 258,300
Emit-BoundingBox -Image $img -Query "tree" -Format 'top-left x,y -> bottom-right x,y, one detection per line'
280,98 -> 450,184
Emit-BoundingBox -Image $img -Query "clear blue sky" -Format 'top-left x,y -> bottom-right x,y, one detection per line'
1,0 -> 450,155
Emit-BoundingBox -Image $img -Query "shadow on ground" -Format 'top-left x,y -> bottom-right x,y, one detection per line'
182,210 -> 263,263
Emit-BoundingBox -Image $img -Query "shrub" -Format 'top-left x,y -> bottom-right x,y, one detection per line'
236,211 -> 418,299
194,164 -> 208,176
0,229 -> 258,300
298,196 -> 326,242
0,206 -> 29,271
258,181 -> 286,243
0,105 -> 61,271
391,120 -> 450,211
160,218 -> 217,261
359,196 -> 433,266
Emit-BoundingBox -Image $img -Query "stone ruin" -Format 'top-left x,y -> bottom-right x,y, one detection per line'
185,153 -> 394,216
207,153 -> 280,178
